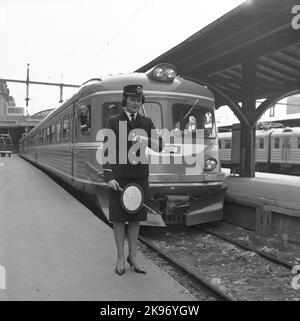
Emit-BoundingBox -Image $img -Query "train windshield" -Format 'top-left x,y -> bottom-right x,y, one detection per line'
101,98 -> 215,138
140,102 -> 163,130
102,101 -> 163,130
172,103 -> 216,138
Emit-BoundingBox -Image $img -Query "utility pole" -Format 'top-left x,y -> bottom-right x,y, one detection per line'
2,64 -> 80,114
59,74 -> 63,103
25,63 -> 30,116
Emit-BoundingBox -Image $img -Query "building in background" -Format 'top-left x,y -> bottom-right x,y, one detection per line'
286,95 -> 300,115
0,80 -> 23,117
0,80 -> 41,151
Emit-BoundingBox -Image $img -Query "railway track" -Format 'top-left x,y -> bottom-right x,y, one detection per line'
139,226 -> 300,301
198,227 -> 294,270
138,233 -> 234,301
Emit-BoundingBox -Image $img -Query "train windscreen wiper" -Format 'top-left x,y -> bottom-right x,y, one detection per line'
178,98 -> 199,128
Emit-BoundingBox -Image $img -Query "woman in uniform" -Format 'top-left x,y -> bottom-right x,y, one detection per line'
103,84 -> 164,275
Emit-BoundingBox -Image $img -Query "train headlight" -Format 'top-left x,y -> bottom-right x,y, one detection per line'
204,158 -> 217,171
153,67 -> 164,79
146,63 -> 178,82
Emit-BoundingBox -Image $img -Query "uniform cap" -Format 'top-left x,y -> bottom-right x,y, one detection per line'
123,85 -> 143,96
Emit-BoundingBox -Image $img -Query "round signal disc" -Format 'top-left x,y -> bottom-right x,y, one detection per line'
121,183 -> 144,214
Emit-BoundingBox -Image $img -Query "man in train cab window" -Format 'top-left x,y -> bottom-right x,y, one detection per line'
78,104 -> 91,134
102,84 -> 164,276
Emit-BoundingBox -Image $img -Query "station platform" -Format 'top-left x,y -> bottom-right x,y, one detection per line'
223,168 -> 300,210
222,168 -> 300,240
0,155 -> 195,301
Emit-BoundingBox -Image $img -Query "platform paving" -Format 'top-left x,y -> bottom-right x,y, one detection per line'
223,168 -> 300,211
0,155 -> 195,301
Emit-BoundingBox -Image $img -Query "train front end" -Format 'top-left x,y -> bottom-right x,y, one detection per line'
87,64 -> 227,227
143,64 -> 227,226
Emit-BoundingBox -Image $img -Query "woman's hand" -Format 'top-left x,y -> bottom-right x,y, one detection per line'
108,179 -> 121,191
132,135 -> 148,145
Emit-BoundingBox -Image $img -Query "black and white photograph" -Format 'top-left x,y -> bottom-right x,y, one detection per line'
1,0 -> 300,310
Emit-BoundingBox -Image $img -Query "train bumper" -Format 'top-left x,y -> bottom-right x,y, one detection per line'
155,186 -> 228,226
185,187 -> 228,225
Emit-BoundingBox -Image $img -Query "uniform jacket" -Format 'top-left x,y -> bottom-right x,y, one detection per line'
103,110 -> 164,182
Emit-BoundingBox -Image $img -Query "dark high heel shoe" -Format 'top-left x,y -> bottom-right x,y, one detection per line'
127,256 -> 146,274
115,266 -> 125,275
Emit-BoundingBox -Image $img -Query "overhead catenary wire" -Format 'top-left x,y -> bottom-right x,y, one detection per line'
87,0 -> 151,65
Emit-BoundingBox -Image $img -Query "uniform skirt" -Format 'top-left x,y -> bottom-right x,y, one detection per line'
108,178 -> 148,223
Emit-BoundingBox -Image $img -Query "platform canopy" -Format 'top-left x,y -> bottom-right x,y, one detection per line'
137,0 -> 300,111
136,0 -> 300,177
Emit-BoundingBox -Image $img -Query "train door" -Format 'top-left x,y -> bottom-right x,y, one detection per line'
281,136 -> 292,165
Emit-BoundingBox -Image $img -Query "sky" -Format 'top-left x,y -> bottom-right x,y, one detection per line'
0,0 -> 245,115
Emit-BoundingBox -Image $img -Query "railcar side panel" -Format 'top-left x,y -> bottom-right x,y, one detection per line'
19,65 -> 227,226
218,127 -> 300,174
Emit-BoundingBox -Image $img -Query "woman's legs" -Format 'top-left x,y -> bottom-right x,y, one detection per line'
127,221 -> 142,268
113,222 -> 126,269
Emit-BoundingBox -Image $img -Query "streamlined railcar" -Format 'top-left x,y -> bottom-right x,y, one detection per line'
19,64 -> 227,226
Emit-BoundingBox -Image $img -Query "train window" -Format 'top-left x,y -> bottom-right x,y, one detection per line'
139,102 -> 163,130
204,112 -> 215,138
259,138 -> 264,149
50,124 -> 55,143
43,129 -> 46,144
63,116 -> 70,141
56,120 -> 62,143
274,137 -> 280,149
102,101 -> 163,130
173,104 -> 216,138
298,138 -> 300,149
102,102 -> 123,126
46,127 -> 50,144
39,131 -> 43,145
77,104 -> 91,135
218,140 -> 222,149
225,139 -> 231,149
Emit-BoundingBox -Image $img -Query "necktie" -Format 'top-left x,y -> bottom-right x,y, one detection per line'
130,113 -> 135,126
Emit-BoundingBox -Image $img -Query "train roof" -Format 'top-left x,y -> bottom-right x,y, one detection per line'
77,72 -> 214,100
271,127 -> 300,137
217,127 -> 300,139
21,68 -> 215,140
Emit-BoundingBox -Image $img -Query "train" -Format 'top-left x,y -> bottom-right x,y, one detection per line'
0,134 -> 13,157
19,63 -> 227,227
218,125 -> 300,175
